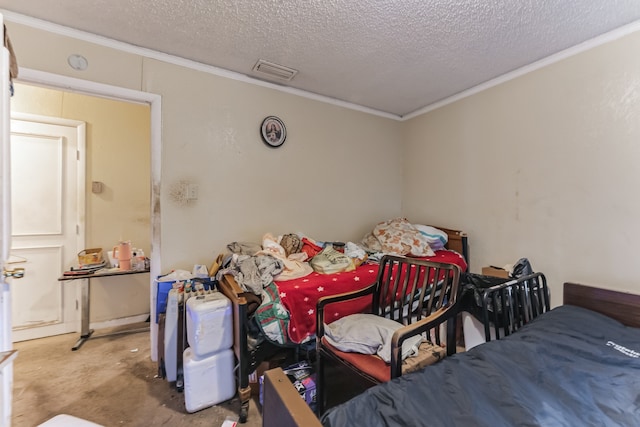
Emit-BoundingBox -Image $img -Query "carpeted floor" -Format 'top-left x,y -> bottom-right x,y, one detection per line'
11,323 -> 262,427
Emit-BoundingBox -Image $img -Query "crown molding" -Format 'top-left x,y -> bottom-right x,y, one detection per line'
4,10 -> 639,122
1,9 -> 400,121
402,19 -> 640,121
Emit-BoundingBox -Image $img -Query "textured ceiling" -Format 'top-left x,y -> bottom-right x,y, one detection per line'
1,1 -> 640,117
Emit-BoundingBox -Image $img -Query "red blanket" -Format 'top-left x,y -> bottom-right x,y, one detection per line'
275,250 -> 467,344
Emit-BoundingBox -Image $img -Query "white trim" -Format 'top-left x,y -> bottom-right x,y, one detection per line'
15,67 -> 163,361
402,19 -> 640,120
0,23 -> 10,275
1,44 -> 12,353
9,112 -> 85,128
1,10 -> 398,121
149,81 -> 162,363
18,68 -> 158,105
0,14 -> 14,427
4,11 -> 640,121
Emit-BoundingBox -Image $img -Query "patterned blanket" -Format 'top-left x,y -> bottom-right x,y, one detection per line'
255,250 -> 467,345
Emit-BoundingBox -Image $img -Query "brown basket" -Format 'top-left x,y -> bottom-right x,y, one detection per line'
78,248 -> 104,266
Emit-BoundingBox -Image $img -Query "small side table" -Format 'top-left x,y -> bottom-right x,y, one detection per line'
58,268 -> 150,351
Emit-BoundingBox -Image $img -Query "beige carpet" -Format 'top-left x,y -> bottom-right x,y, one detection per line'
11,323 -> 262,427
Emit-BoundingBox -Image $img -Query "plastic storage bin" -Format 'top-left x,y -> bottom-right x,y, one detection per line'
183,347 -> 235,413
186,292 -> 232,358
155,279 -> 176,323
163,288 -> 180,382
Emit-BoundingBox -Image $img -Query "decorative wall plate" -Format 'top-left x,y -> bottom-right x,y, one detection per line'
260,116 -> 286,148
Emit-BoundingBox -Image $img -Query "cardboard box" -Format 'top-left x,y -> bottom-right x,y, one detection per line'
250,353 -> 289,396
250,361 -> 270,396
260,361 -> 316,412
482,266 -> 510,279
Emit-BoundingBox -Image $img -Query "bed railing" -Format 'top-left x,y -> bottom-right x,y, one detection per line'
481,272 -> 549,342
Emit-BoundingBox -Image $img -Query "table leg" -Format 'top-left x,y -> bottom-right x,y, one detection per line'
71,278 -> 93,351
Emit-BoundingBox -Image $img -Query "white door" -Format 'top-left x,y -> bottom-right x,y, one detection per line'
10,114 -> 85,342
0,12 -> 15,426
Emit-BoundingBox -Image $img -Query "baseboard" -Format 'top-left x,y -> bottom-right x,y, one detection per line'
90,314 -> 149,331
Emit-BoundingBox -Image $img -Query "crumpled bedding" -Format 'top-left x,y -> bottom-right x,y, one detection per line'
257,233 -> 314,281
215,251 -> 284,295
219,233 -> 315,295
217,224 -> 469,344
235,254 -> 284,295
361,217 -> 435,257
227,241 -> 262,256
253,282 -> 291,345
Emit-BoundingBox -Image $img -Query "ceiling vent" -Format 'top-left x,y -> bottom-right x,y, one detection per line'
252,59 -> 298,82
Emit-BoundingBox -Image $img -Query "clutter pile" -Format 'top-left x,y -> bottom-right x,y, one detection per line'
259,360 -> 317,413
63,240 -> 149,276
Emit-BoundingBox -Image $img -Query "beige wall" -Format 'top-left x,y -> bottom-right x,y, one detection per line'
10,84 -> 151,321
10,18 -> 638,321
6,21 -> 403,322
143,59 -> 403,268
403,30 -> 640,304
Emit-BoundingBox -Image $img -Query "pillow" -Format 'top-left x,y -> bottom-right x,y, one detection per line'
323,313 -> 424,363
371,217 -> 435,257
413,224 -> 448,251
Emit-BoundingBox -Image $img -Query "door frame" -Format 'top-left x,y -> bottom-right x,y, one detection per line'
1,18 -> 12,425
15,68 -> 163,360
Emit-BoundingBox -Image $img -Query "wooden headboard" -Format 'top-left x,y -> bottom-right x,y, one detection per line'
564,282 -> 640,328
263,367 -> 322,427
438,226 -> 469,268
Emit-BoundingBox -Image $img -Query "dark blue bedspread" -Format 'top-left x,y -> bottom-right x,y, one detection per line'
321,305 -> 640,427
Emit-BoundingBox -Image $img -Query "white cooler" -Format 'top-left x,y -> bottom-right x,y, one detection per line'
186,292 -> 232,358
183,347 -> 235,413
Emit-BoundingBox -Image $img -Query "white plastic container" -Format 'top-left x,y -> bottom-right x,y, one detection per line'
163,289 -> 179,382
462,311 -> 497,350
186,292 -> 233,358
183,347 -> 235,413
37,414 -> 104,427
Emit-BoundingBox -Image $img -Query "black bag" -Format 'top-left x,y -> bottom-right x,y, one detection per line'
460,273 -> 510,320
460,258 -> 535,324
511,258 -> 534,278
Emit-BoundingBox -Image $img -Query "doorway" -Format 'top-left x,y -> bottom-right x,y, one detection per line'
8,69 -> 161,359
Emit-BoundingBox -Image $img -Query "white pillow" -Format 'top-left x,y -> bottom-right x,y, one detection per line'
413,224 -> 448,251
323,313 -> 423,363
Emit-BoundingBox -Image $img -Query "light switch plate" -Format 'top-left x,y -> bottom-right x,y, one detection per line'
186,183 -> 198,200
91,181 -> 103,194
